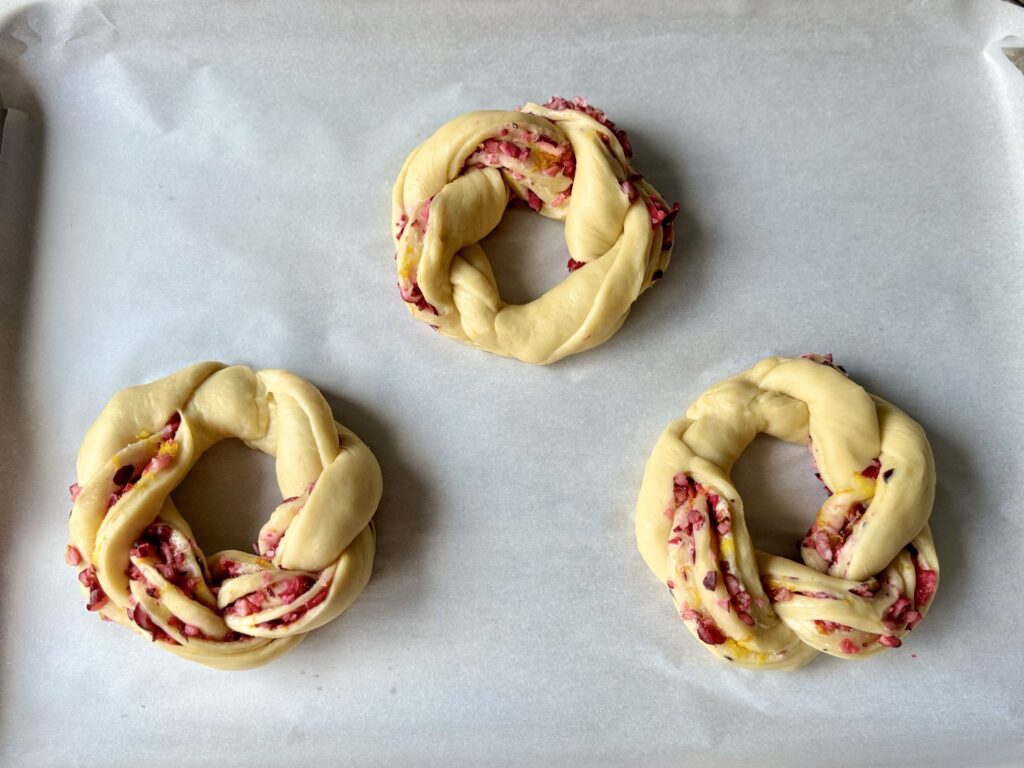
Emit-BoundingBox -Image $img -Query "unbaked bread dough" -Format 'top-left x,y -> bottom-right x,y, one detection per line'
392,97 -> 679,364
635,355 -> 939,669
65,363 -> 382,670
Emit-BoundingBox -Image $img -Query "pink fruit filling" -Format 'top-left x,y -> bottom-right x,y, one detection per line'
542,96 -> 634,158
465,122 -> 576,184
129,522 -> 201,600
397,198 -> 442,314
848,582 -> 878,599
128,601 -> 177,645
102,412 -> 182,513
680,607 -> 728,646
668,473 -> 754,633
259,528 -> 284,559
802,496 -> 870,567
695,615 -> 728,645
909,547 -> 938,611
162,614 -> 207,640
398,279 -> 438,315
838,638 -> 860,655
800,352 -> 848,376
550,187 -> 571,207
795,590 -> 837,600
215,558 -> 246,579
860,458 -> 882,479
227,575 -> 330,629
65,545 -> 82,566
881,595 -> 921,632
800,451 -> 886,568
257,491 -> 312,558
814,619 -> 853,634
77,565 -> 108,612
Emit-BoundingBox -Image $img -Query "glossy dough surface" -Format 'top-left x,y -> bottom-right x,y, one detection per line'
392,97 -> 679,365
66,363 -> 382,670
635,355 -> 939,669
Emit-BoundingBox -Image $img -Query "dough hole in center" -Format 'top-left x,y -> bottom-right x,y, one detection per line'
479,206 -> 570,306
172,438 -> 279,554
729,435 -> 825,558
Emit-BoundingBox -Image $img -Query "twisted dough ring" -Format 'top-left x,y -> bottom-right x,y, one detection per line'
392,97 -> 679,365
635,355 -> 939,670
65,363 -> 382,670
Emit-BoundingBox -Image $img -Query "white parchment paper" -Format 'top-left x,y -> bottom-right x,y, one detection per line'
2,1 -> 1023,765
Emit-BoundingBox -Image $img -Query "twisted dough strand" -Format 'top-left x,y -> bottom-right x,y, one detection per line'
66,363 -> 382,670
635,356 -> 939,669
392,97 -> 679,364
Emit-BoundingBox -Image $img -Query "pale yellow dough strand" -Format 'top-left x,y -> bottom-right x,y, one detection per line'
635,356 -> 938,670
66,363 -> 382,670
392,98 -> 677,364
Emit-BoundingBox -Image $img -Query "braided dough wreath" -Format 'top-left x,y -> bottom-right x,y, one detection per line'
635,355 -> 939,670
65,363 -> 382,670
392,96 -> 679,365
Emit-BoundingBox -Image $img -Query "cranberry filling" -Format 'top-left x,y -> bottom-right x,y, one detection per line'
65,545 -> 82,566
398,279 -> 438,315
848,582 -> 878,599
129,522 -> 204,601
814,619 -> 853,634
233,576 -> 330,629
112,463 -> 134,486
542,96 -> 633,158
695,616 -> 727,645
128,601 -> 177,644
259,528 -> 285,559
800,352 -> 848,376
860,458 -> 882,479
160,412 -> 182,440
910,552 -> 938,610
100,413 -> 182,514
838,638 -> 860,654
669,474 -> 753,632
466,124 -> 576,184
881,594 -> 922,632
802,497 -> 870,566
550,187 -> 571,207
215,558 -> 246,579
78,565 -> 108,612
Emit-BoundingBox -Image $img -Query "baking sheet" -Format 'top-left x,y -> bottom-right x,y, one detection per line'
2,1 -> 1024,765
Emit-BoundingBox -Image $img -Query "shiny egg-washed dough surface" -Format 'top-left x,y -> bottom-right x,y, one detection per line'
67,363 -> 382,670
392,98 -> 678,365
635,356 -> 939,670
